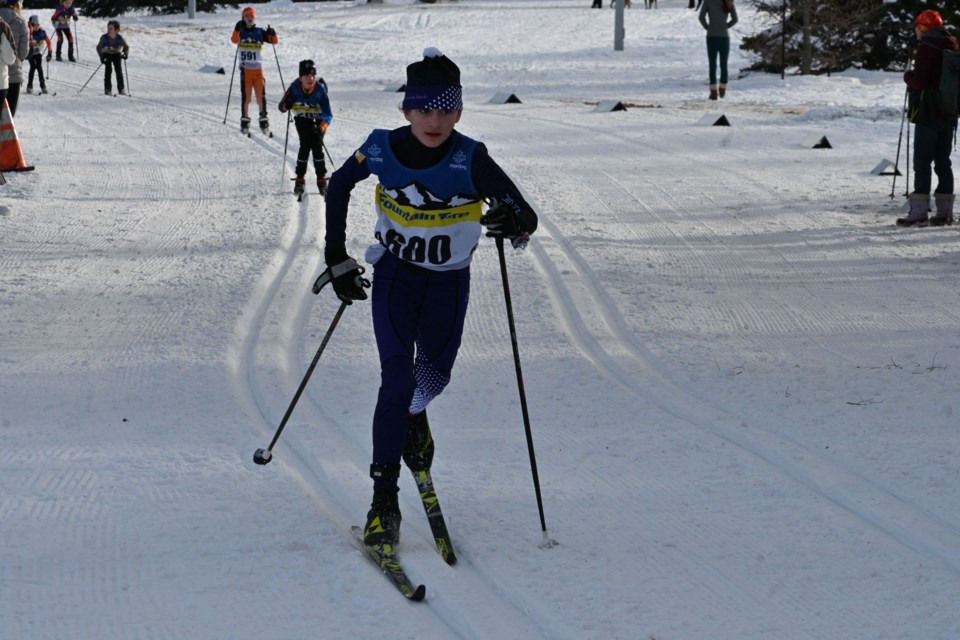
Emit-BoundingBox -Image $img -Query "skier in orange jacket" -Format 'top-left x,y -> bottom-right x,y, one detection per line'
231,6 -> 278,135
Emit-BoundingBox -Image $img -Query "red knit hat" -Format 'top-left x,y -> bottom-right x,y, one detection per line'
242,6 -> 256,19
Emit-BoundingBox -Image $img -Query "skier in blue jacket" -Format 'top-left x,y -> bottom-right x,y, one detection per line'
317,47 -> 538,560
278,59 -> 332,196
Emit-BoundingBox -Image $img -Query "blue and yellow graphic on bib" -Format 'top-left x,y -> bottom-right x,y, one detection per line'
378,185 -> 481,228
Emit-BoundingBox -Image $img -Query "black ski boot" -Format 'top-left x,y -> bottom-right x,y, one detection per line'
402,411 -> 457,564
259,114 -> 270,135
315,162 -> 327,196
402,412 -> 434,473
363,464 -> 402,554
293,176 -> 305,196
68,43 -> 75,62
240,116 -> 251,135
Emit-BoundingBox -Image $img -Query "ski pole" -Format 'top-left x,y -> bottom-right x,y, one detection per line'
223,43 -> 240,124
77,62 -> 102,95
282,110 -> 292,185
123,57 -> 130,96
905,109 -> 911,197
253,301 -> 348,466
73,22 -> 79,62
252,268 -> 370,466
322,139 -> 335,169
494,236 -> 556,549
270,30 -> 284,88
891,85 -> 907,199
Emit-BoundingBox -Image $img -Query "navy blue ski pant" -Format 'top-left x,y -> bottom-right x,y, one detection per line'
913,119 -> 955,195
369,251 -> 470,480
706,35 -> 730,86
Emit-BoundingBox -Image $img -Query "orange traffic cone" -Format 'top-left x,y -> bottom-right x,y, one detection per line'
0,99 -> 34,172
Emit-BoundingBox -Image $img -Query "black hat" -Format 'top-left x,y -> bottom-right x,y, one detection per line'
299,59 -> 317,77
402,47 -> 462,111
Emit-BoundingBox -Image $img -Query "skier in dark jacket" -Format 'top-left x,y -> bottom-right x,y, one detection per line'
317,47 -> 538,567
900,9 -> 959,226
278,59 -> 332,197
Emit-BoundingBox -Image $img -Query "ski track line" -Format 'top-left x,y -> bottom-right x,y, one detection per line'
471,104 -> 960,576
577,167 -> 933,365
243,228 -> 560,639
487,103 -> 960,362
227,190 -> 311,440
477,103 -> 959,506
529,184 -> 960,579
222,191 -> 467,636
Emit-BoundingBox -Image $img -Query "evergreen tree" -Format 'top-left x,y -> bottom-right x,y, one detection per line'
79,0 -> 241,19
740,0 -> 960,74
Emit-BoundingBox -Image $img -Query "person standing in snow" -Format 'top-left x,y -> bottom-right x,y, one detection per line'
698,0 -> 737,100
0,16 -> 16,109
50,0 -> 77,62
278,59 -> 332,197
0,0 -> 28,117
96,20 -> 129,96
230,6 -> 277,135
899,9 -> 959,227
25,15 -> 50,94
316,47 -> 538,559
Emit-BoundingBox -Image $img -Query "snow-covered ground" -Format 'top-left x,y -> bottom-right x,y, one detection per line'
2,0 -> 959,638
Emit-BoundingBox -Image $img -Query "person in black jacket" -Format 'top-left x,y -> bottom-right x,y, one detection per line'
900,9 -> 959,226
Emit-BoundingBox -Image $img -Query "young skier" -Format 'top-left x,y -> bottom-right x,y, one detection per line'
49,0 -> 77,62
230,7 -> 277,135
96,20 -> 128,96
25,15 -> 50,94
278,59 -> 332,197
316,47 -> 538,568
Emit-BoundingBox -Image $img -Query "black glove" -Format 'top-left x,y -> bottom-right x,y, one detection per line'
265,26 -> 276,38
313,255 -> 370,304
480,204 -> 520,239
46,53 -> 52,62
234,20 -> 245,31
122,52 -> 128,60
99,56 -> 106,64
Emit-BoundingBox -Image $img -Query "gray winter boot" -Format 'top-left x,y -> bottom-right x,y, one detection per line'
930,193 -> 954,226
896,192 -> 930,227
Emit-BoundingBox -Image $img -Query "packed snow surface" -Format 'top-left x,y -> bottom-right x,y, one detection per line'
2,0 -> 959,638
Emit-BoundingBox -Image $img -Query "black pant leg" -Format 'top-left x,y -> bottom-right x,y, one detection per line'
7,83 -> 20,116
